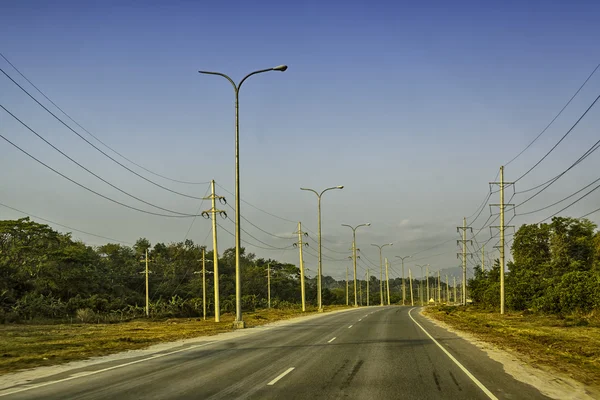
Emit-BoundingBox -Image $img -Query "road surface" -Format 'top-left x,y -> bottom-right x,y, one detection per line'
0,307 -> 549,399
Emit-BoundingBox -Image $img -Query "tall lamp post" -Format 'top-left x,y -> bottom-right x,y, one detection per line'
371,243 -> 393,306
342,223 -> 371,307
395,255 -> 410,305
199,65 -> 287,328
301,186 -> 344,311
417,264 -> 429,306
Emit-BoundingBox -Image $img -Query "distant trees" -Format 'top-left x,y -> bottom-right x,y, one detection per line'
1,218 -> 365,322
468,217 -> 600,314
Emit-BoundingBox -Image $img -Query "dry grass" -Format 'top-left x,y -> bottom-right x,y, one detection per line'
0,305 -> 348,375
424,307 -> 600,386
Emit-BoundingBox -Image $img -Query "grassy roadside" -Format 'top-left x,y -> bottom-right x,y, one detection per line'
0,305 -> 349,375
423,307 -> 600,386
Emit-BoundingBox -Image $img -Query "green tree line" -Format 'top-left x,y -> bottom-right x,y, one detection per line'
468,217 -> 600,314
0,218 -> 394,323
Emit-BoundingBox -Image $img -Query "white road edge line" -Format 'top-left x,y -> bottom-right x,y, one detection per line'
358,318 -> 362,322
0,341 -> 217,397
348,325 -> 353,329
327,337 -> 337,343
408,308 -> 498,400
267,367 -> 295,386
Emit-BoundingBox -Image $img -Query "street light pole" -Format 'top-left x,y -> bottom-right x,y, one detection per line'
199,65 -> 287,328
417,264 -> 429,306
301,186 -> 344,311
342,223 -> 371,307
371,243 -> 393,306
395,255 -> 410,305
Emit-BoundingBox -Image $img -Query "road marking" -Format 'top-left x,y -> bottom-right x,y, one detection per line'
327,337 -> 337,343
0,342 -> 216,397
348,325 -> 353,329
408,308 -> 498,400
267,367 -> 295,386
358,318 -> 362,321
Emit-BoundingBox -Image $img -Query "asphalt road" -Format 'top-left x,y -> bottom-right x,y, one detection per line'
0,307 -> 549,400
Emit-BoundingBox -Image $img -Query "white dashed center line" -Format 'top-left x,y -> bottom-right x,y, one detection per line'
327,337 -> 337,343
267,367 -> 295,386
348,325 -> 353,329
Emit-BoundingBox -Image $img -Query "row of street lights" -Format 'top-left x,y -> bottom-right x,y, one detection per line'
198,64 -> 429,327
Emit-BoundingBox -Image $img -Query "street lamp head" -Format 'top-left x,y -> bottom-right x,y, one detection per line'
387,243 -> 393,246
365,223 -> 371,226
336,185 -> 344,189
272,65 -> 288,72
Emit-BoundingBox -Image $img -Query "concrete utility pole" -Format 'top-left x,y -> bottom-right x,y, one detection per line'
453,276 -> 457,304
482,245 -> 485,272
491,166 -> 514,315
343,223 -> 371,307
267,263 -> 271,309
395,256 -> 411,306
140,249 -> 152,318
385,258 -> 391,305
426,265 -> 430,304
446,274 -> 449,303
366,269 -> 370,306
301,186 -> 344,312
294,222 -> 308,312
457,217 -> 473,306
202,180 -> 227,322
200,65 -> 287,329
346,266 -> 349,306
193,249 -> 212,321
437,271 -> 442,304
409,269 -> 414,306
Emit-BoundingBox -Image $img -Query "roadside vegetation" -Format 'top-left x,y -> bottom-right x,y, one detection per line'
426,216 -> 600,385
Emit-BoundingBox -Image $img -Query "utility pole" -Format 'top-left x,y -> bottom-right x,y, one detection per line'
453,276 -> 457,304
437,271 -> 441,304
385,258 -> 391,305
202,180 -> 227,322
371,243 -> 392,306
446,274 -> 449,303
457,217 -> 473,306
294,222 -> 308,312
491,166 -> 514,315
426,265 -> 430,304
267,263 -> 271,309
346,266 -> 349,306
409,269 -> 414,306
482,245 -> 485,272
193,248 -> 213,321
202,248 -> 207,320
366,269 -> 369,306
140,249 -> 152,318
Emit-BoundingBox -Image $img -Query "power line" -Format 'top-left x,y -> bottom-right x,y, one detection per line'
222,202 -> 296,239
0,67 -> 206,200
505,62 -> 600,167
0,52 -> 208,185
215,182 -> 297,224
517,175 -> 600,217
513,93 -> 600,184
511,138 -> 600,209
0,131 -> 197,218
538,181 -> 600,223
1,106 -> 202,217
0,201 -> 132,244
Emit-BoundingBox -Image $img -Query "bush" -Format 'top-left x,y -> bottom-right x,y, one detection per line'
76,308 -> 95,323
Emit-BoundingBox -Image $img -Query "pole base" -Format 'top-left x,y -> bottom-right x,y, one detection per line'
233,320 -> 246,329
318,308 -> 324,313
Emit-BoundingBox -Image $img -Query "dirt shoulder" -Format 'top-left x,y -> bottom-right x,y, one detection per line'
423,307 -> 600,399
0,306 -> 349,375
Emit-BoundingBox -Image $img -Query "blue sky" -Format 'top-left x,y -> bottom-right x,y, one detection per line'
1,0 -> 600,281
